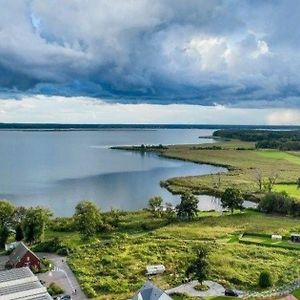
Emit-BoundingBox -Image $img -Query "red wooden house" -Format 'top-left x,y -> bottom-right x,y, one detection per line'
8,242 -> 41,270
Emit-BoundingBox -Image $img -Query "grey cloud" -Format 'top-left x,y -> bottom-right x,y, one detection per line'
0,0 -> 300,108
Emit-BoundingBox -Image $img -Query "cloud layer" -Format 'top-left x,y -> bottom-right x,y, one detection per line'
0,95 -> 298,125
0,0 -> 300,108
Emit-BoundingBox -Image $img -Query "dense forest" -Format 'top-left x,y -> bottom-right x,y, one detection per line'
213,129 -> 300,150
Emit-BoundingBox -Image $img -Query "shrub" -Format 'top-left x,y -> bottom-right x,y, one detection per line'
49,217 -> 75,232
56,247 -> 70,256
33,237 -> 71,255
47,282 -> 64,296
258,191 -> 299,216
258,271 -> 272,288
82,283 -> 97,298
194,283 -> 209,291
41,257 -> 52,269
5,261 -> 13,269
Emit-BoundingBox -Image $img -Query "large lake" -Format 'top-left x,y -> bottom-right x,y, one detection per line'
0,129 -> 253,216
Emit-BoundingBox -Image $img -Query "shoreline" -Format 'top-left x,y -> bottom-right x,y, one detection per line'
111,144 -> 243,199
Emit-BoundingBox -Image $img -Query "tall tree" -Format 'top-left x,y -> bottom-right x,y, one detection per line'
74,201 -> 102,239
13,206 -> 26,242
264,173 -> 278,192
221,188 -> 243,214
23,207 -> 52,244
148,196 -> 163,217
186,246 -> 209,284
0,200 -> 15,227
0,225 -> 9,248
12,206 -> 27,225
0,200 -> 15,248
15,223 -> 24,241
254,169 -> 263,192
176,192 -> 199,220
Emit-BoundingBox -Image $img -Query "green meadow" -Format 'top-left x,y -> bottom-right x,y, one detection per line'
160,140 -> 300,200
44,209 -> 300,299
273,184 -> 300,199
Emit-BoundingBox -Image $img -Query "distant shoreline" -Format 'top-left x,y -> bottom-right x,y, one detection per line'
0,123 -> 298,131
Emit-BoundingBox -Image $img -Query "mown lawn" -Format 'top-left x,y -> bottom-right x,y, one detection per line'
273,184 -> 300,199
256,151 -> 300,165
63,210 -> 300,299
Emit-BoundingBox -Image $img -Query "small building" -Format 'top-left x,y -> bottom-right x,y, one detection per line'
291,233 -> 300,243
132,281 -> 173,300
8,242 -> 41,270
5,241 -> 21,252
146,265 -> 165,275
271,234 -> 282,241
0,267 -> 51,299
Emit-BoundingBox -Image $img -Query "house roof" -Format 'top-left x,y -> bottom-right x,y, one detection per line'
0,267 -> 51,300
132,281 -> 173,300
9,242 -> 40,265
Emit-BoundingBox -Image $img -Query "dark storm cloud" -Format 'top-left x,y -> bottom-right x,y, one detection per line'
0,0 -> 300,107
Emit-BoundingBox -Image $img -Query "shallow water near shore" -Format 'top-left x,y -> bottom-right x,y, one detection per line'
0,128 -> 232,216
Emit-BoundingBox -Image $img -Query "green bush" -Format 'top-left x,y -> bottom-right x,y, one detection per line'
258,271 -> 273,288
49,217 -> 75,232
194,283 -> 208,291
82,283 -> 97,298
56,247 -> 70,256
34,237 -> 71,255
41,257 -> 52,268
258,192 -> 295,215
47,282 -> 64,296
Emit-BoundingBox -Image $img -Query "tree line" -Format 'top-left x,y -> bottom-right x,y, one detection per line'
0,187 -> 246,247
0,201 -> 52,248
258,191 -> 300,216
213,129 -> 300,150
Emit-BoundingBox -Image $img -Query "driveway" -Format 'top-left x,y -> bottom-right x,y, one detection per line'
37,253 -> 86,300
166,280 -> 226,297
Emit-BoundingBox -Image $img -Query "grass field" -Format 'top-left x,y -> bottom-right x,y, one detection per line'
159,140 -> 300,199
56,209 -> 300,299
273,184 -> 300,199
256,151 -> 300,165
239,233 -> 300,250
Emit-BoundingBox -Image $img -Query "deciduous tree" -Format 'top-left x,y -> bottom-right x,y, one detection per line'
186,246 -> 209,284
0,200 -> 15,227
176,192 -> 199,220
0,226 -> 9,248
221,188 -> 243,214
148,196 -> 163,216
74,201 -> 102,239
23,207 -> 52,244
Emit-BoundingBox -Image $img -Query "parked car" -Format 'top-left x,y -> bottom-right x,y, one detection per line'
61,295 -> 72,300
225,288 -> 239,297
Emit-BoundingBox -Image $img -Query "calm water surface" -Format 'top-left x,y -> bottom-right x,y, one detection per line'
0,129 -> 253,216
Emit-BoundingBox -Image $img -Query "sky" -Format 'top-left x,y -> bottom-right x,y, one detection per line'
0,0 -> 300,124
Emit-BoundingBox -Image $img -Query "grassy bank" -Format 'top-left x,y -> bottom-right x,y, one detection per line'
158,140 -> 300,200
